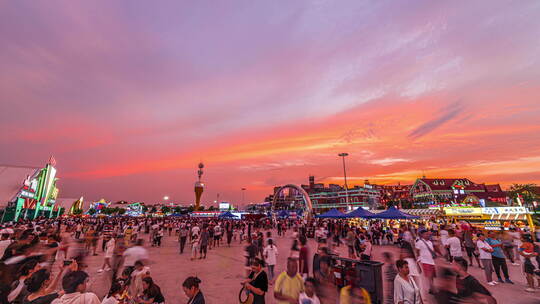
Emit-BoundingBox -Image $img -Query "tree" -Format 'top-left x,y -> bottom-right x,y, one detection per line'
150,206 -> 157,213
208,206 -> 216,211
187,206 -> 195,212
118,208 -> 126,215
161,206 -> 171,214
88,208 -> 96,216
173,206 -> 182,214
142,205 -> 149,213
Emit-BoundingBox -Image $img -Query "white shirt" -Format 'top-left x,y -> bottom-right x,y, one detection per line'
446,236 -> 462,257
298,292 -> 321,304
101,296 -> 119,304
105,238 -> 115,258
476,240 -> 493,259
263,245 -> 278,265
363,241 -> 372,256
394,275 -> 421,304
439,230 -> 449,245
122,246 -> 149,267
191,226 -> 200,236
415,239 -> 435,265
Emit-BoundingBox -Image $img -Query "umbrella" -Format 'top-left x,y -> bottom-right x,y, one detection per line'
344,207 -> 375,218
370,206 -> 419,219
316,208 -> 346,218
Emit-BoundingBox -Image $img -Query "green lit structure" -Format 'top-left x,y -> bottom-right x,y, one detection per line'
1,161 -> 62,222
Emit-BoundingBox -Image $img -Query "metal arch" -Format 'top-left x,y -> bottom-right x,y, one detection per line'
271,184 -> 313,217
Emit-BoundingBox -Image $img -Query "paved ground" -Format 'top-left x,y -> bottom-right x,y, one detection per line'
79,230 -> 539,304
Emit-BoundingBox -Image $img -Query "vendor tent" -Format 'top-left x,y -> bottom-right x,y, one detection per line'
370,206 -> 419,219
316,208 -> 346,218
345,207 -> 375,218
277,210 -> 290,218
218,211 -> 239,219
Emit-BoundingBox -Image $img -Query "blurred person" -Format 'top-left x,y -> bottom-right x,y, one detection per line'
122,239 -> 148,277
453,259 -> 496,304
485,231 -> 513,284
182,276 -> 205,304
242,258 -> 268,304
393,259 -> 421,304
360,235 -> 372,261
263,239 -> 278,282
415,230 -> 437,293
340,271 -> 371,304
382,252 -> 397,304
445,229 -> 463,263
290,239 -> 300,259
0,233 -> 13,259
190,234 -> 199,261
51,270 -> 100,304
199,227 -> 209,259
129,261 -> 150,298
298,236 -> 309,279
98,235 -> 115,273
501,231 -> 517,265
101,281 -> 123,304
178,225 -> 189,254
476,233 -> 497,286
274,258 -> 304,304
136,277 -> 164,304
432,268 -> 459,304
298,277 -> 320,304
8,259 -> 39,303
23,267 -> 67,304
519,234 -> 539,292
463,229 -> 482,268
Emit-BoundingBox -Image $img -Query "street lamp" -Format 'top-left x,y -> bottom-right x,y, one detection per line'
338,153 -> 350,210
241,188 -> 247,204
163,196 -> 169,201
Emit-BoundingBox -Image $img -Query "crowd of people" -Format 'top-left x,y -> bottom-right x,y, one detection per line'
0,215 -> 539,304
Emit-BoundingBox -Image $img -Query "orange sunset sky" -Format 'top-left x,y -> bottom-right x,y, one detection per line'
1,1 -> 540,205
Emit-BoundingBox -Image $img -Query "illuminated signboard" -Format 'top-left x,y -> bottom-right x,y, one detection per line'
444,207 -> 483,216
482,207 -> 528,215
219,203 -> 230,210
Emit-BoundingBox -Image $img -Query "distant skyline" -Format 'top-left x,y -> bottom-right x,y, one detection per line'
1,1 -> 540,205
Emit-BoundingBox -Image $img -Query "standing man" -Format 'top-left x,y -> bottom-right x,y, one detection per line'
446,229 -> 463,262
178,225 -> 188,254
415,230 -> 437,294
486,231 -> 513,284
476,233 -> 497,286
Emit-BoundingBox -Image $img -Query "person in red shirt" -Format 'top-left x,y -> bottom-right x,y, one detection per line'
519,234 -> 539,292
298,236 -> 309,278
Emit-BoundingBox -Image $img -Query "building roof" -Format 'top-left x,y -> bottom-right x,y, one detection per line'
418,178 -> 485,191
0,165 -> 39,208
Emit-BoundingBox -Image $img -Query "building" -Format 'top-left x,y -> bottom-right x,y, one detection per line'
1,160 -> 63,222
410,178 -> 507,208
364,181 -> 413,208
269,176 -> 381,213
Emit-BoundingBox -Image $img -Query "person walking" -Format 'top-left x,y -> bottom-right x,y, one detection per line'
485,231 -> 513,284
445,229 -> 463,262
415,230 -> 437,294
242,258 -> 269,304
476,233 -> 497,286
179,226 -> 188,254
263,239 -> 278,283
274,258 -> 304,304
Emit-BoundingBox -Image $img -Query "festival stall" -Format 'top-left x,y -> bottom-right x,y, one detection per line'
315,208 -> 347,218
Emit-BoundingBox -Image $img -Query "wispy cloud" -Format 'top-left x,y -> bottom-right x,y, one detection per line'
408,102 -> 464,139
369,158 -> 411,166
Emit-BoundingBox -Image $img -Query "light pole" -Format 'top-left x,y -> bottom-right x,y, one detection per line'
241,188 -> 246,204
338,153 -> 350,210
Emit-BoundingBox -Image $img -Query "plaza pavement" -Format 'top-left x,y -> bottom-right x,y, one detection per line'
80,230 -> 539,304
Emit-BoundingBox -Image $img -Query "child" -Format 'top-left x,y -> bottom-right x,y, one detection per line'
298,277 -> 320,304
191,234 -> 200,261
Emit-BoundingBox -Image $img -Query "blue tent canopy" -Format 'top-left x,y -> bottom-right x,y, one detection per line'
218,211 -> 239,219
344,207 -> 375,218
316,208 -> 346,218
370,206 -> 419,219
277,210 -> 289,218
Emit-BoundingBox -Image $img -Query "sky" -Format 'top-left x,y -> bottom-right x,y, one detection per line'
1,1 -> 540,206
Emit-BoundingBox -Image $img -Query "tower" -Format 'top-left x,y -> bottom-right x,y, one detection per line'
194,163 -> 205,211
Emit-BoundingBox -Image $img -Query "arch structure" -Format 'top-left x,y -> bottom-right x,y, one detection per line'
272,184 -> 313,217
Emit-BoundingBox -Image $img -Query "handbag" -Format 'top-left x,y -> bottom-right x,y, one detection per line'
238,286 -> 254,304
420,239 -> 437,259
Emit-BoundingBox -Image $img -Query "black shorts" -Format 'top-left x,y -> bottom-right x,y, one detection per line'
524,259 -> 535,274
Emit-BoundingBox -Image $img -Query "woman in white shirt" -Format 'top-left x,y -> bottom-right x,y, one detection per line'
263,239 -> 278,282
394,259 -> 422,304
130,260 -> 150,298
